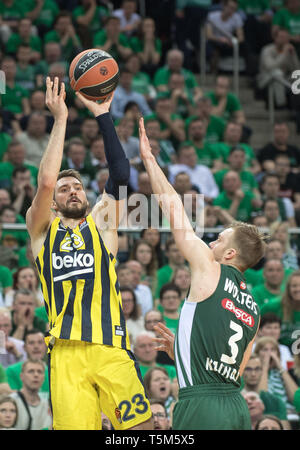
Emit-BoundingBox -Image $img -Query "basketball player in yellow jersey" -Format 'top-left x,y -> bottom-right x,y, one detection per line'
26,77 -> 153,430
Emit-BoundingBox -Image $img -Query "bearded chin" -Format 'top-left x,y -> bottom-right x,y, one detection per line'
58,203 -> 88,219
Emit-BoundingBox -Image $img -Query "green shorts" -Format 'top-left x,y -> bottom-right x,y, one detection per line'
172,383 -> 251,430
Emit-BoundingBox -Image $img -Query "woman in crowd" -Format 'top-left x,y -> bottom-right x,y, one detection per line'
261,270 -> 300,349
253,336 -> 299,421
270,221 -> 299,271
171,265 -> 191,304
254,414 -> 284,430
120,286 -> 145,345
4,266 -> 43,308
143,366 -> 175,417
141,227 -> 166,268
129,238 -> 158,294
0,395 -> 18,430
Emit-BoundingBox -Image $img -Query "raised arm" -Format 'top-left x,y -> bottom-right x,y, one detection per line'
26,77 -> 68,250
139,117 -> 214,270
75,92 -> 130,257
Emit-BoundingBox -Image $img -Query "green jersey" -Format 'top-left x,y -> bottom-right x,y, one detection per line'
174,265 -> 260,389
273,7 -> 300,35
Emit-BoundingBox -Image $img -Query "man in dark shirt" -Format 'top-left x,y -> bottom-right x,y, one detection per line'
275,154 -> 300,207
257,122 -> 300,169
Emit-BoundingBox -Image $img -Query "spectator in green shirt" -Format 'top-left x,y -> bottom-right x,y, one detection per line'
260,270 -> 300,349
5,17 -> 42,62
125,53 -> 156,101
44,11 -> 82,62
185,96 -> 226,144
154,236 -> 186,301
26,0 -> 59,36
73,0 -> 109,47
168,72 -> 196,120
158,283 -> 181,336
0,264 -> 13,303
0,140 -> 38,190
0,206 -> 29,247
5,329 -> 49,396
213,170 -> 257,222
0,57 -> 30,118
205,75 -> 246,124
210,121 -> 260,172
130,17 -> 162,77
0,0 -> 26,33
35,42 -> 68,89
144,93 -> 186,148
144,118 -> 176,166
251,259 -> 285,307
15,44 -> 36,93
272,0 -> 300,56
93,15 -> 132,64
154,48 -> 202,99
214,146 -> 261,200
187,117 -> 222,170
242,354 -> 289,428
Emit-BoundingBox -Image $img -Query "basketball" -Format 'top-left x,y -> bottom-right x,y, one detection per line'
69,49 -> 119,101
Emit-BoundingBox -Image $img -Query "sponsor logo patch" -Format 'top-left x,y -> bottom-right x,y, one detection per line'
100,66 -> 108,76
240,281 -> 246,290
221,298 -> 254,327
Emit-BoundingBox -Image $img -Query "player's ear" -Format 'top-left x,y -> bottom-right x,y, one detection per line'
51,199 -> 58,211
225,247 -> 237,261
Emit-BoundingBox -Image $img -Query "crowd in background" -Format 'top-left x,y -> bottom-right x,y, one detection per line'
0,0 -> 300,430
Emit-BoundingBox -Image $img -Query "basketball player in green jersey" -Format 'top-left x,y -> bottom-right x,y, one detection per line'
139,118 -> 267,430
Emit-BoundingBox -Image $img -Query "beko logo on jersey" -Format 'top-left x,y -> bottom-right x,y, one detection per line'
52,252 -> 94,269
221,298 -> 255,327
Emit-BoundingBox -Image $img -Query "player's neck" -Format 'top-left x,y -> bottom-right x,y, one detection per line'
58,214 -> 86,230
224,261 -> 244,274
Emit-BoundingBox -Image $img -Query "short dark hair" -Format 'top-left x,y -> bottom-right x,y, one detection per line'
12,166 -> 30,178
120,286 -> 139,320
261,173 -> 280,185
159,282 -> 181,301
260,312 -> 282,328
57,169 -> 83,185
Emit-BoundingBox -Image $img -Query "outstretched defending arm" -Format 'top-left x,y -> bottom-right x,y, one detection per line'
139,117 -> 214,270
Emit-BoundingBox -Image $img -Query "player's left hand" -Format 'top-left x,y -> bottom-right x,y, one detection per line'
75,91 -> 114,117
139,117 -> 155,162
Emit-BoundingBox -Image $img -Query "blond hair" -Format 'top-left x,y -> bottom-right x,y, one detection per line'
281,270 -> 300,321
227,221 -> 268,271
253,337 -> 280,358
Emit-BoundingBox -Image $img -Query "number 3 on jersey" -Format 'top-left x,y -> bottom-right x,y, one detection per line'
221,320 -> 243,365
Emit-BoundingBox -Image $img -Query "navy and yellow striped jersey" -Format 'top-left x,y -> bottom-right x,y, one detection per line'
35,214 -> 131,350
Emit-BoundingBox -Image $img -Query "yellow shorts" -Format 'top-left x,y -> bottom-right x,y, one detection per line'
49,339 -> 152,430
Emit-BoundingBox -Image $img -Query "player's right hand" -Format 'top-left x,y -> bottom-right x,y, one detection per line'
153,322 -> 175,361
45,76 -> 68,121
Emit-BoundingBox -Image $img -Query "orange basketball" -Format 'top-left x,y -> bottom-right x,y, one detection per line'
69,49 -> 119,101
